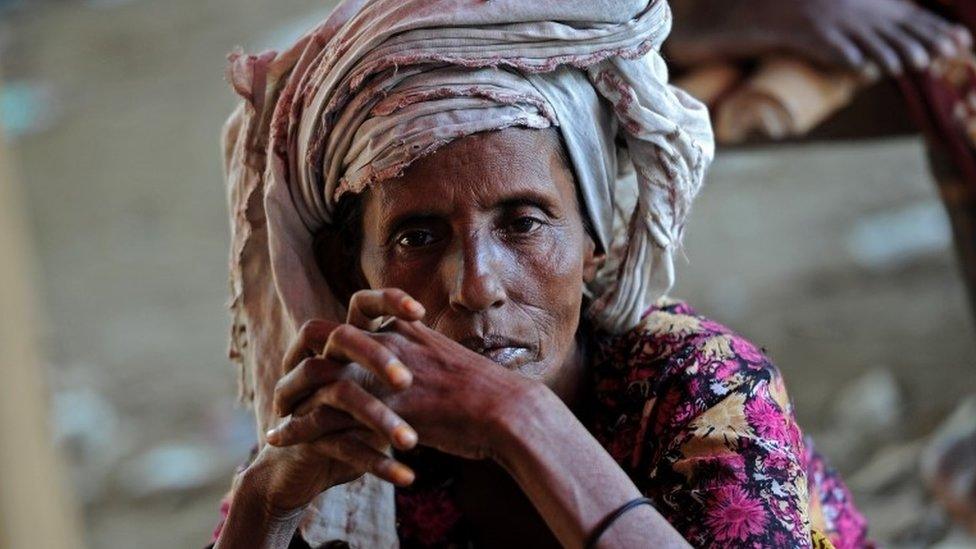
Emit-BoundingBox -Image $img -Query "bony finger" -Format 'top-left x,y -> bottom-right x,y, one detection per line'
950,24 -> 973,51
324,380 -> 418,450
274,356 -> 344,417
326,324 -> 413,390
818,27 -> 865,71
265,423 -> 288,446
859,62 -> 881,83
282,319 -> 338,374
322,436 -> 416,486
881,26 -> 930,70
375,459 -> 416,487
265,406 -> 357,446
282,379 -> 418,450
377,288 -> 425,320
384,358 -> 413,389
934,34 -> 959,58
348,289 -> 425,329
860,31 -> 903,75
399,295 -> 425,319
392,424 -> 419,450
264,421 -> 311,447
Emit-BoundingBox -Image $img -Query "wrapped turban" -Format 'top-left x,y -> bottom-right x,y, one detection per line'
222,0 -> 713,545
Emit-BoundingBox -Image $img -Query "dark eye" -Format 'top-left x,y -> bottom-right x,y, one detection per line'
396,229 -> 437,248
508,216 -> 542,234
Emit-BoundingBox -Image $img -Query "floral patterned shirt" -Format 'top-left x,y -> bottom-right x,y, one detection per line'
394,300 -> 870,548
211,300 -> 870,548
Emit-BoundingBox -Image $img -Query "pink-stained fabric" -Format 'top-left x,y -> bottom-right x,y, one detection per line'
221,0 -> 712,546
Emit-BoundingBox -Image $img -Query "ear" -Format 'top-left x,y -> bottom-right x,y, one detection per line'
582,235 -> 606,285
313,228 -> 368,305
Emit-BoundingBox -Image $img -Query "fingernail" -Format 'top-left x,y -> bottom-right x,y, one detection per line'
265,428 -> 281,445
386,359 -> 412,387
393,425 -> 418,449
402,298 -> 425,317
390,463 -> 415,486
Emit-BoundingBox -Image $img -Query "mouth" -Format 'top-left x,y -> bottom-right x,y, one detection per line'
481,345 -> 533,367
459,335 -> 535,370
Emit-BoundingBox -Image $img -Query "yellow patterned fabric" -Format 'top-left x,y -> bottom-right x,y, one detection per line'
813,529 -> 837,549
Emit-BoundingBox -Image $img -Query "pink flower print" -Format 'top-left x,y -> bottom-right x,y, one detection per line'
731,337 -> 766,365
832,509 -> 869,549
714,359 -> 740,381
763,449 -> 793,472
396,489 -> 462,546
678,452 -> 747,489
704,485 -> 769,543
745,395 -> 791,444
785,420 -> 804,449
700,317 -> 727,333
654,388 -> 683,435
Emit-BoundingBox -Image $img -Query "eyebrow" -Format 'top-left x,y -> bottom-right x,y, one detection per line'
382,188 -> 562,237
494,191 -> 560,216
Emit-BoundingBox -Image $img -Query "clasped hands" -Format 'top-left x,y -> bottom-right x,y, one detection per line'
246,288 -> 533,514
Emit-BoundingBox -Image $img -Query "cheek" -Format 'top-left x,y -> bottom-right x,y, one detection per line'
518,227 -> 586,308
360,248 -> 451,313
511,227 -> 587,345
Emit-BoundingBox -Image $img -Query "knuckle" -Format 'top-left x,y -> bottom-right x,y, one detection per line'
390,318 -> 412,333
331,323 -> 355,344
300,357 -> 326,383
363,398 -> 390,423
369,457 -> 392,476
296,357 -> 314,380
311,405 -> 332,427
349,290 -> 369,307
297,319 -> 321,339
365,340 -> 390,364
273,375 -> 290,396
334,434 -> 364,460
383,287 -> 406,303
330,379 -> 357,403
373,332 -> 402,355
279,418 -> 302,440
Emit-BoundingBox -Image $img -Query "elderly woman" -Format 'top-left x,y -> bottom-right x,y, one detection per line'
213,1 -> 868,548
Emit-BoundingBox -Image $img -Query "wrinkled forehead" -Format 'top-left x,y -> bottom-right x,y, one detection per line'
364,127 -> 577,218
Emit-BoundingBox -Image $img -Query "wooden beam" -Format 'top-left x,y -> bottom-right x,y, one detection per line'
0,98 -> 84,548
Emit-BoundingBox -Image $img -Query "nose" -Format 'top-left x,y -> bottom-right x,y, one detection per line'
445,234 -> 507,313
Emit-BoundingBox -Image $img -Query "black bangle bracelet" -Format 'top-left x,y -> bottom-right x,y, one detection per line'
584,496 -> 654,549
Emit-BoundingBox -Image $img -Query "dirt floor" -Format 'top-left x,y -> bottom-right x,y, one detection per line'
3,0 -> 975,547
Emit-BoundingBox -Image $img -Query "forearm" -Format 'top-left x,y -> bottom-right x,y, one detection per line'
213,469 -> 305,549
492,383 -> 690,549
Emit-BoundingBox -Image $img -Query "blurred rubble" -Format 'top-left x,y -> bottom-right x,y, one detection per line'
847,201 -> 952,270
117,442 -> 228,499
52,386 -> 131,505
812,375 -> 976,547
922,396 -> 976,536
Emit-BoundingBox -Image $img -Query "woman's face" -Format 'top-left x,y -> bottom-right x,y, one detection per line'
357,128 -> 601,394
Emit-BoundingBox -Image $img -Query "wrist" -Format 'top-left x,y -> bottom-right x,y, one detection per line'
485,379 -> 566,468
238,455 -> 310,520
215,464 -> 307,549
